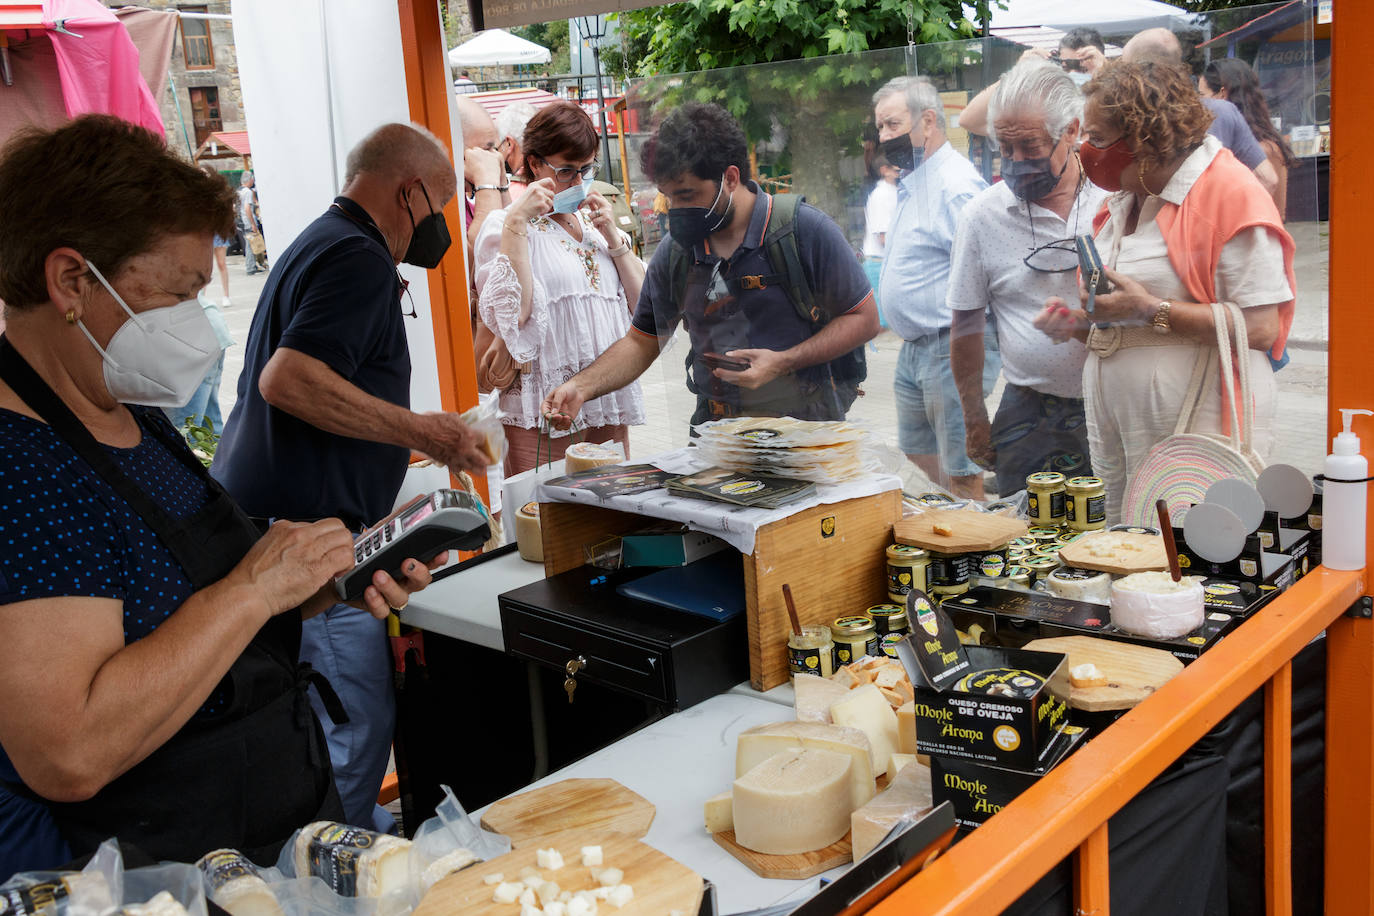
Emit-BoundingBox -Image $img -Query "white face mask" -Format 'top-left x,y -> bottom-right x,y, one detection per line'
78,261 -> 221,407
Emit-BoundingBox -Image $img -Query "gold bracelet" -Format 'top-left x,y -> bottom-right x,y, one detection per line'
504,223 -> 528,238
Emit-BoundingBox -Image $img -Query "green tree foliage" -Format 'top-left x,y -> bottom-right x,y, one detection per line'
1179,0 -> 1272,10
512,20 -> 571,73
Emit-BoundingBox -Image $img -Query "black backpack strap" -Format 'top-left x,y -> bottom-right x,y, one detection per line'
761,193 -> 820,325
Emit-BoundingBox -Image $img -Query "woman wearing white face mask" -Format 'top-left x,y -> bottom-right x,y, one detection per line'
0,115 -> 447,876
474,100 -> 646,475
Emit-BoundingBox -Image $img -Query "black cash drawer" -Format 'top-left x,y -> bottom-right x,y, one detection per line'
499,564 -> 749,710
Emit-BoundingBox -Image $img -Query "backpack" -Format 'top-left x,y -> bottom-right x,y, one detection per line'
664,193 -> 866,400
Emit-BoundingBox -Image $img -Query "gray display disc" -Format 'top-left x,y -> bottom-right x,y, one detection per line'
1183,502 -> 1249,563
1205,478 -> 1267,533
1256,464 -> 1314,520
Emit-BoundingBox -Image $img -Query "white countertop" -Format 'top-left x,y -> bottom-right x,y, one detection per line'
399,547 -> 546,652
475,692 -> 843,914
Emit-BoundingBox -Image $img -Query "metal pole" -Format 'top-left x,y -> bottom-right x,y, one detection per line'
318,0 -> 339,194
592,43 -> 612,178
165,72 -> 196,156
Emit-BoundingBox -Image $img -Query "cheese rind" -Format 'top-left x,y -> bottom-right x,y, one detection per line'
733,749 -> 853,855
888,753 -> 917,774
829,683 -> 901,776
736,721 -> 876,808
703,791 -> 734,833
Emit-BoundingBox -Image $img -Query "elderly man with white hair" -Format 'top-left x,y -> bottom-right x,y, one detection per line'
495,100 -> 538,192
873,75 -> 997,499
948,60 -> 1110,495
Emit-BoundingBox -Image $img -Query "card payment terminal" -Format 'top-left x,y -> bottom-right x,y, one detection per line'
334,489 -> 491,600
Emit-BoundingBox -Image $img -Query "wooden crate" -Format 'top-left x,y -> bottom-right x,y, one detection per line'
540,489 -> 902,691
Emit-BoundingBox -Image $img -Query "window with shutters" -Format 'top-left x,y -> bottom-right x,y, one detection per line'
188,86 -> 222,147
180,7 -> 214,70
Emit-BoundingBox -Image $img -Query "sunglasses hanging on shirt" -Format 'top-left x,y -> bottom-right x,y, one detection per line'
397,273 -> 418,318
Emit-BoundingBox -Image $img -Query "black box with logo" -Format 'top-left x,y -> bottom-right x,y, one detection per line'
930,725 -> 1089,830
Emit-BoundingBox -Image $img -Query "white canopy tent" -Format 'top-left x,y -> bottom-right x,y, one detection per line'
448,29 -> 551,68
964,0 -> 1194,34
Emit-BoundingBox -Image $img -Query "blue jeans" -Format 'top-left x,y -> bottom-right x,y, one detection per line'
164,351 -> 225,432
894,328 -> 1001,479
301,603 -> 396,833
862,257 -> 886,329
990,382 -> 1092,497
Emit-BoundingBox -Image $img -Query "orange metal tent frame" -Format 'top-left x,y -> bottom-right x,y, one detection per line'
394,2 -> 1374,912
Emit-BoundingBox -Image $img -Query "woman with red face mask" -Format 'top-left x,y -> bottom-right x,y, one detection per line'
1034,60 -> 1296,524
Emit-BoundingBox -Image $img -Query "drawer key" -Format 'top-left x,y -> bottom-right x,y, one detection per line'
564,656 -> 587,704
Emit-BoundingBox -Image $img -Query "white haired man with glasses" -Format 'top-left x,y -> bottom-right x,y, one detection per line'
948,60 -> 1109,494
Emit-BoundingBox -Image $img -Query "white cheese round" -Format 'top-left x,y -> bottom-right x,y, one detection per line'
732,748 -> 853,855
1110,572 -> 1205,639
1046,567 -> 1112,603
564,441 -> 623,473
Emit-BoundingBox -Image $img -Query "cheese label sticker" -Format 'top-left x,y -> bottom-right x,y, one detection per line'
302,824 -> 379,896
993,725 -> 1021,752
200,850 -> 263,894
914,595 -> 940,637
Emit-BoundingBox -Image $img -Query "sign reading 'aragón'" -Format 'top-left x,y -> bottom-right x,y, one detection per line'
471,0 -> 673,30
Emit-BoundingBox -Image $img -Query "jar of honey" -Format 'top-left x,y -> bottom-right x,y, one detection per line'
788,625 -> 835,680
1065,476 -> 1107,531
1025,472 -> 1067,525
831,615 -> 879,666
885,544 -> 929,603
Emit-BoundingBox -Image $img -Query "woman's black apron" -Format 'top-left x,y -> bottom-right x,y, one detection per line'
0,337 -> 346,865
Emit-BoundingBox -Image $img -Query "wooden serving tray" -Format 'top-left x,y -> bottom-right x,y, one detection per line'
893,510 -> 1028,553
1058,530 -> 1169,575
417,830 -> 701,916
480,778 -> 655,848
1024,636 -> 1183,711
711,829 -> 852,880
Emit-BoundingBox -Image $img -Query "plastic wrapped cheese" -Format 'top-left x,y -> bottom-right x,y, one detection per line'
564,441 -> 624,473
1046,567 -> 1112,603
515,501 -> 543,563
733,749 -> 853,855
292,822 -> 413,898
197,850 -> 285,916
1110,572 -> 1205,639
850,760 -> 934,861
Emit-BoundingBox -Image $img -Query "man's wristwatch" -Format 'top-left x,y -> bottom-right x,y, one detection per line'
473,184 -> 509,193
1150,299 -> 1173,334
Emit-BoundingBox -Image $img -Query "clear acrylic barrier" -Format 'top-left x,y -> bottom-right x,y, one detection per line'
614,2 -> 1326,526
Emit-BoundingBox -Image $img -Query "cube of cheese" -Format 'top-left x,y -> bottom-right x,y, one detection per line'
493,882 -> 523,904
537,881 -> 561,905
736,721 -> 876,809
888,753 -> 917,774
535,848 -> 565,870
482,873 -> 504,886
850,759 -> 934,861
596,868 -> 623,888
794,674 -> 851,723
580,846 -> 603,867
545,904 -> 567,916
896,701 -> 917,755
606,885 -> 634,909
703,791 -> 734,833
519,887 -> 537,906
830,683 -> 901,776
520,906 -> 542,916
733,748 -> 853,855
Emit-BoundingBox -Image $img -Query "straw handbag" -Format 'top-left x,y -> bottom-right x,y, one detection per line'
1120,301 -> 1267,527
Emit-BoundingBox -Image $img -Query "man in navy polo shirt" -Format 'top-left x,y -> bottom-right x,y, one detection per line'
541,102 -> 879,431
213,122 -> 488,832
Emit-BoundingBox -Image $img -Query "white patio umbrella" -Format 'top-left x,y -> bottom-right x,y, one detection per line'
964,0 -> 1193,34
448,29 -> 551,68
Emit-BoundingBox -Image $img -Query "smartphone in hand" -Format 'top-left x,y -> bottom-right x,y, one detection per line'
1075,234 -> 1112,316
703,351 -> 751,372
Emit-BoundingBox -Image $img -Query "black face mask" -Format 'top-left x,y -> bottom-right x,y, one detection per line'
667,174 -> 734,248
1002,138 -> 1068,202
402,182 -> 452,269
878,134 -> 922,173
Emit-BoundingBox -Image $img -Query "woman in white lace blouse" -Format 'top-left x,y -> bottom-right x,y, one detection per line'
475,101 -> 646,475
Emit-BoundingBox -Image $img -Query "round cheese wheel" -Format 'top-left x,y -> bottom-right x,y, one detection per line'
515,501 -> 543,563
1110,572 -> 1204,639
563,441 -> 622,473
732,748 -> 853,855
1046,566 -> 1112,603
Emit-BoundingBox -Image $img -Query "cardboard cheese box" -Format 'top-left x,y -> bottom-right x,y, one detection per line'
1171,525 -> 1296,589
944,586 -> 1234,664
1200,577 -> 1283,620
930,725 -> 1088,831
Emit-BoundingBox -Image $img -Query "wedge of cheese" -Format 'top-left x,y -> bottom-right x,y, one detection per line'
733,749 -> 853,855
704,791 -> 734,833
793,674 -> 852,724
888,753 -> 917,775
293,822 -> 413,898
830,684 -> 901,776
850,759 -> 934,861
896,701 -> 917,755
736,721 -> 876,808
197,849 -> 285,916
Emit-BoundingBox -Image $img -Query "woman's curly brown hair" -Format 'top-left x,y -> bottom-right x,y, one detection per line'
1083,59 -> 1214,173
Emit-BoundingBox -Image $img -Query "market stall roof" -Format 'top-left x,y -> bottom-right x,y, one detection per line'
1198,0 -> 1308,48
448,28 -> 550,68
990,24 -> 1125,56
966,0 -> 1191,33
468,86 -> 559,120
193,129 -> 251,160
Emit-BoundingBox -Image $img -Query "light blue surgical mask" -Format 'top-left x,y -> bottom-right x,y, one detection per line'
551,180 -> 587,215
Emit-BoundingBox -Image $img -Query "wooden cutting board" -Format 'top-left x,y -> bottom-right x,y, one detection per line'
1023,636 -> 1183,711
1058,530 -> 1169,575
893,510 -> 1028,553
712,829 -> 852,880
480,779 -> 655,848
416,830 -> 702,916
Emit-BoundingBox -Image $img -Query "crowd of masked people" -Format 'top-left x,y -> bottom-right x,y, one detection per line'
0,21 -> 1295,879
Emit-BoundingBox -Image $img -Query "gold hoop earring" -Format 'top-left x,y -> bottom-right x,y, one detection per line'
65,309 -> 77,325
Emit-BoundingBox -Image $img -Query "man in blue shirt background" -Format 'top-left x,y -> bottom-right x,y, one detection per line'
873,76 -> 1002,499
